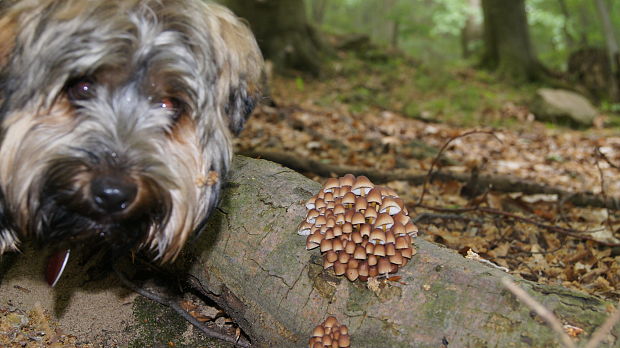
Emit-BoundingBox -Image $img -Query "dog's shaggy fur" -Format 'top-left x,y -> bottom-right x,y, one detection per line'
0,0 -> 262,262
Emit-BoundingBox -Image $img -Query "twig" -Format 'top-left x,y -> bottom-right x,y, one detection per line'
412,212 -> 482,224
414,203 -> 620,246
239,149 -> 620,209
501,278 -> 576,348
596,147 -> 620,170
416,130 -> 502,206
584,303 -> 620,348
113,265 -> 252,348
595,149 -> 614,231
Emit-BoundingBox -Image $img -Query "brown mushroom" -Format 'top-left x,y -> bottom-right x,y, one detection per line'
302,175 -> 418,283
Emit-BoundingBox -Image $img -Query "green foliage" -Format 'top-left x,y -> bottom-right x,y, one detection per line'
295,76 -> 305,91
306,0 -> 620,72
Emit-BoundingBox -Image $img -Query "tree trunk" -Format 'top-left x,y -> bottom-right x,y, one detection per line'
479,0 -> 543,81
460,0 -> 482,59
310,0 -> 327,25
557,0 -> 575,51
1,157 -> 619,347
222,0 -> 325,77
594,0 -> 620,101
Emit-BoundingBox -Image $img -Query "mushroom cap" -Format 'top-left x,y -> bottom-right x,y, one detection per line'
320,239 -> 333,253
378,257 -> 391,275
373,244 -> 386,257
332,238 -> 344,252
333,204 -> 346,216
306,231 -> 323,250
353,246 -> 367,260
354,196 -> 368,212
351,175 -> 374,195
374,213 -> 394,229
395,236 -> 410,249
369,229 -> 386,244
324,316 -> 338,328
363,208 -> 378,221
312,325 -> 324,337
405,221 -> 418,236
351,211 -> 365,225
333,261 -> 346,275
359,224 -> 372,238
298,221 -> 313,236
342,192 -> 356,206
379,197 -> 402,215
366,188 -> 383,205
323,177 -> 340,192
345,268 -> 359,281
339,173 -> 355,187
306,195 -> 317,210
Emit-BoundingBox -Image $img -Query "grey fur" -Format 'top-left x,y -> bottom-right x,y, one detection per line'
0,0 -> 262,261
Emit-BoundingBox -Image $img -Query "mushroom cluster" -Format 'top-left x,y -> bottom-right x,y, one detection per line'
308,316 -> 350,348
299,174 -> 417,281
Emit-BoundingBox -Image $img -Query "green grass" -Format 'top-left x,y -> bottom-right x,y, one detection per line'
323,49 -> 544,128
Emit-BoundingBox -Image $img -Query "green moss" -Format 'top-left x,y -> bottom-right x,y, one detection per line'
419,282 -> 459,328
128,296 -> 232,348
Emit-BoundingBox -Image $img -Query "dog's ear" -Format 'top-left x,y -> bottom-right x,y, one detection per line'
207,4 -> 263,135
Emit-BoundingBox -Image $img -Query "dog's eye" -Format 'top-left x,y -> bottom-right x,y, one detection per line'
67,79 -> 95,102
158,97 -> 183,121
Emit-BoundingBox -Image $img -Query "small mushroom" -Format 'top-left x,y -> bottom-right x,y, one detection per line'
308,317 -> 351,348
351,175 -> 374,196
323,178 -> 340,193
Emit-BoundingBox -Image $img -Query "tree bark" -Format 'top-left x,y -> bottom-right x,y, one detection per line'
310,0 -> 327,25
176,156 -> 619,347
460,0 -> 482,59
594,0 -> 620,101
222,0 -> 325,76
479,0 -> 544,81
1,157 -> 619,347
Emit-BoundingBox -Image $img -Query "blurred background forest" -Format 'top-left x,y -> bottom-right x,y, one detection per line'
216,0 -> 620,302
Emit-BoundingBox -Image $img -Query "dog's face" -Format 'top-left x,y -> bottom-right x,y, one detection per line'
0,0 -> 262,262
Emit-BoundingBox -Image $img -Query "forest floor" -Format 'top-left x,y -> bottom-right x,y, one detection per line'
235,47 -> 620,301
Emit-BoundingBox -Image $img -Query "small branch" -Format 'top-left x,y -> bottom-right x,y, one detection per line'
416,130 -> 501,205
238,150 -> 620,209
501,278 -> 576,348
113,265 -> 252,348
414,204 -> 620,246
584,303 -> 620,348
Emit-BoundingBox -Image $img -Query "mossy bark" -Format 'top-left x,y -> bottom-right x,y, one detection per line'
479,0 -> 544,82
176,156 -> 619,347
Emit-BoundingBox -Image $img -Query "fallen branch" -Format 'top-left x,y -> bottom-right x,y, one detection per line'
414,203 -> 620,246
114,265 -> 251,348
238,149 -> 620,210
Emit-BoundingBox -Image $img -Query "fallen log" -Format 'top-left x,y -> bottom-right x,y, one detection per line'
0,156 -> 618,347
176,156 -> 619,347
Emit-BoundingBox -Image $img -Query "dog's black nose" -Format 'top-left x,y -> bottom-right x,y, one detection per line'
91,175 -> 138,213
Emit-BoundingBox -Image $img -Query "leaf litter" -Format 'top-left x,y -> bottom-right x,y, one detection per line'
236,56 -> 620,300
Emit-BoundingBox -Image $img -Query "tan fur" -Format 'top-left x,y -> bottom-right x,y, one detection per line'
0,0 -> 263,261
